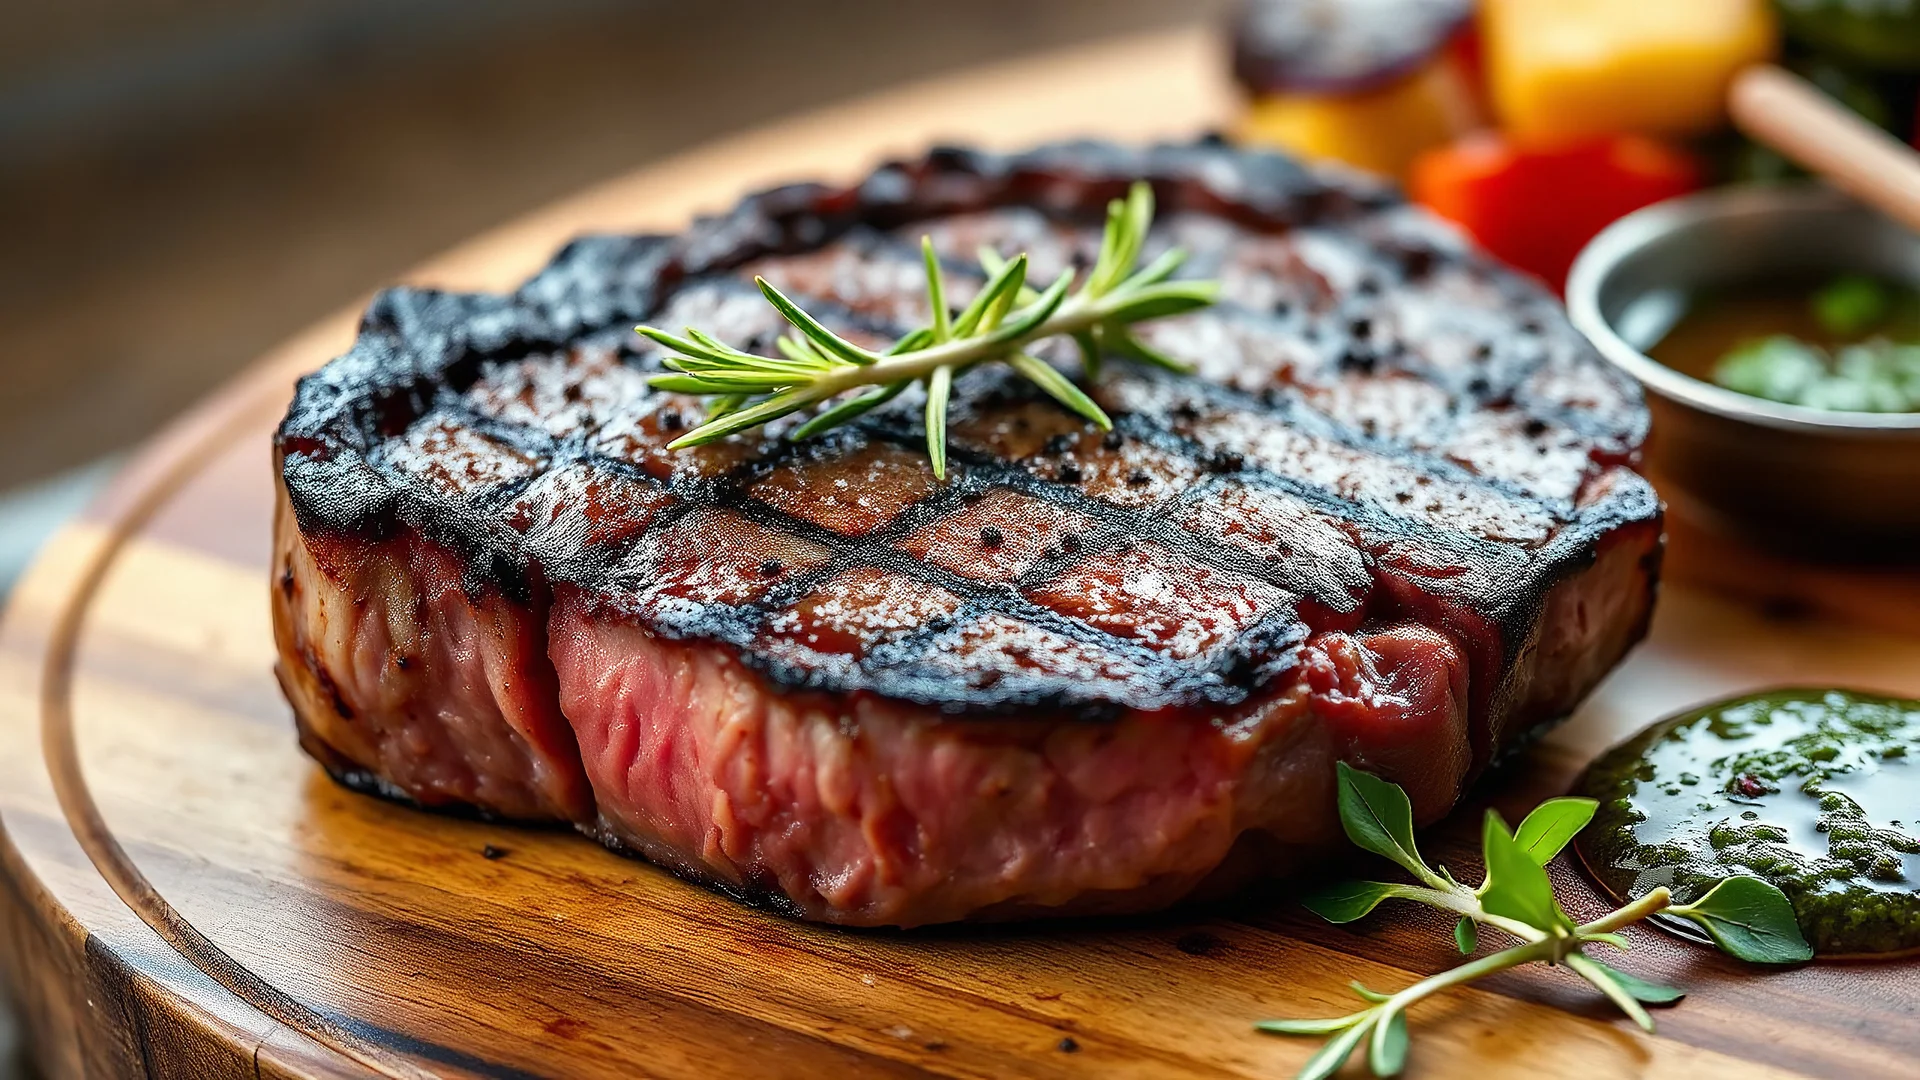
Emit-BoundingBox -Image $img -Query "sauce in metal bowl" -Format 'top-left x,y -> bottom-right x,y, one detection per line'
1650,275 -> 1920,413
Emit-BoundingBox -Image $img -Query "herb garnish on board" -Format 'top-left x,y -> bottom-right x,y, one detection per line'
1262,763 -> 1811,1079
636,182 -> 1219,477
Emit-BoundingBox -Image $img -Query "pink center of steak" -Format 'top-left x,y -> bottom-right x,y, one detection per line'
553,590 -> 1485,924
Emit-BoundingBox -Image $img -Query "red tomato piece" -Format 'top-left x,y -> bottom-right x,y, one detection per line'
1409,133 -> 1701,290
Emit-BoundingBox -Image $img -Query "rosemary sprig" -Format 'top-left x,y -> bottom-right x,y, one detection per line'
635,182 -> 1218,477
1262,763 -> 1811,1079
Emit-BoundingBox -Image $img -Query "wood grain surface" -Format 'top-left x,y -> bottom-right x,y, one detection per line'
4,25 -> 1919,1079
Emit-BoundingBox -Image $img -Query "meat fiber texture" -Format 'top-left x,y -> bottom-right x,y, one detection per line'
273,141 -> 1662,927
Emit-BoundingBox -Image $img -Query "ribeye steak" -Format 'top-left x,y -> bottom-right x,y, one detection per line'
273,141 -> 1660,927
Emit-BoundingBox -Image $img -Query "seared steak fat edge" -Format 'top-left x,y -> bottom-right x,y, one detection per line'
273,141 -> 1660,927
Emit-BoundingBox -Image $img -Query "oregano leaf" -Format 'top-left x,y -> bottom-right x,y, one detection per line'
1583,931 -> 1631,951
1299,880 -> 1417,925
1369,1010 -> 1409,1077
1578,957 -> 1685,1004
1565,953 -> 1655,1033
1295,1019 -> 1372,1080
1478,811 -> 1570,933
1669,876 -> 1812,964
1334,762 -> 1433,882
1512,797 -> 1598,866
1254,1015 -> 1366,1036
1453,917 -> 1478,954
1349,981 -> 1391,1004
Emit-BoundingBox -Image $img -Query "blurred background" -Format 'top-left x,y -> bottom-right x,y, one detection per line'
0,0 -> 1228,598
0,2 -> 1230,1074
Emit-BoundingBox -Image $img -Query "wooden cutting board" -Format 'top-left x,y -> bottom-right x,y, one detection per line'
5,26 -> 1920,1080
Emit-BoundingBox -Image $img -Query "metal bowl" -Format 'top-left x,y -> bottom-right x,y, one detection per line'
1567,185 -> 1920,561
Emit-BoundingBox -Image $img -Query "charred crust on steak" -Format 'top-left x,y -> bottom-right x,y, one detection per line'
277,140 -> 1658,718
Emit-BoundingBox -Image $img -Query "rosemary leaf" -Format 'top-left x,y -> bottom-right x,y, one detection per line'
669,389 -> 817,449
649,374 -> 790,395
635,326 -> 732,362
789,381 -> 910,441
977,269 -> 1074,345
977,247 -> 1041,307
1087,184 -> 1154,297
925,365 -> 954,479
890,327 -> 937,354
663,352 -> 804,375
1084,194 -> 1131,299
1005,352 -> 1112,431
685,327 -> 771,364
952,253 -> 1027,337
775,334 -> 835,368
754,276 -> 880,366
1118,246 -> 1189,291
1099,281 -> 1220,323
1109,328 -> 1194,374
922,237 -> 953,343
1072,328 -> 1102,380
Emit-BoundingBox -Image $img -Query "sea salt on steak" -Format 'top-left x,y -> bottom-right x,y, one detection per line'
273,141 -> 1661,927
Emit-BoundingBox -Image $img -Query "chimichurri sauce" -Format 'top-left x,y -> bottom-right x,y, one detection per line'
1649,275 -> 1920,413
1576,689 -> 1920,957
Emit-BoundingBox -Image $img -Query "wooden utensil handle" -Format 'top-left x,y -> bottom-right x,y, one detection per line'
1729,63 -> 1920,232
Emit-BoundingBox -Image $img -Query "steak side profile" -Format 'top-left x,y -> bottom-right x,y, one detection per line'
273,141 -> 1662,927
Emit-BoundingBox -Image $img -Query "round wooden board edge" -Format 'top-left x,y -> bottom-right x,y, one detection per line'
0,25 -> 1237,1079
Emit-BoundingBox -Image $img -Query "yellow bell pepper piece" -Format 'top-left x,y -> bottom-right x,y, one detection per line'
1236,52 -> 1482,181
1483,0 -> 1776,143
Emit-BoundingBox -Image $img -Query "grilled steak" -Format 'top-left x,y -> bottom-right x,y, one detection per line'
273,141 -> 1661,927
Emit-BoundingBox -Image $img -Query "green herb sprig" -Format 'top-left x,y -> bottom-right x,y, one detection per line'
1261,763 -> 1812,1079
635,182 -> 1218,477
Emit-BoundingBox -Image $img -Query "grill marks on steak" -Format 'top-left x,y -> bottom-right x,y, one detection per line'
274,141 -> 1661,924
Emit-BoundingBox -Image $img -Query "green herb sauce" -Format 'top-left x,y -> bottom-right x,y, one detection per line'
1649,275 -> 1920,413
1575,689 -> 1920,957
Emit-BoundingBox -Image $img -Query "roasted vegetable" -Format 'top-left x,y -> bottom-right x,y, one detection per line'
1232,0 -> 1482,179
1482,0 -> 1777,141
1410,134 -> 1702,287
1231,0 -> 1475,94
1237,48 -> 1483,179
